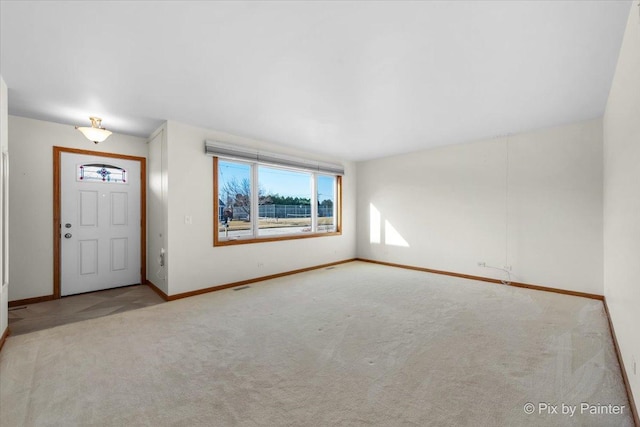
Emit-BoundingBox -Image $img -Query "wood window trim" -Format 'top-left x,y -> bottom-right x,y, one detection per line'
53,146 -> 146,299
212,157 -> 342,246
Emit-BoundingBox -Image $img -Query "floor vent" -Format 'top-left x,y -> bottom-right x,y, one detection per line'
233,285 -> 251,291
326,267 -> 336,270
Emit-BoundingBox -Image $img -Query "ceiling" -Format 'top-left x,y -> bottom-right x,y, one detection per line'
0,1 -> 632,161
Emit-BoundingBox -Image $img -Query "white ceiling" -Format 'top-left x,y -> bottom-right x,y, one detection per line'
0,1 -> 632,161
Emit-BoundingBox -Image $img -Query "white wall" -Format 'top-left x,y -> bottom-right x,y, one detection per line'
0,77 -> 8,338
147,125 -> 169,294
603,2 -> 640,413
163,120 -> 356,296
8,116 -> 147,302
357,118 -> 603,294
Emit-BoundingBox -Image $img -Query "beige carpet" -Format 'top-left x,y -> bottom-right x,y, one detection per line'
0,261 -> 633,426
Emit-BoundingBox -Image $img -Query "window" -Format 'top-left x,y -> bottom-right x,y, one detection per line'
258,166 -> 312,236
217,160 -> 253,238
317,174 -> 337,233
78,163 -> 127,184
214,157 -> 341,245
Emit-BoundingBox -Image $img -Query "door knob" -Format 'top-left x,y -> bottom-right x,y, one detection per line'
64,233 -> 72,239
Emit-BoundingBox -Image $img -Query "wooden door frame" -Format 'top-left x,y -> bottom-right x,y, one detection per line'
53,147 -> 146,299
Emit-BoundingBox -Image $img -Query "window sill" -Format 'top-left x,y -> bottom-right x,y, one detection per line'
214,231 -> 342,246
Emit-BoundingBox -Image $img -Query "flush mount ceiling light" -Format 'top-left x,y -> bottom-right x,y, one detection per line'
75,116 -> 112,144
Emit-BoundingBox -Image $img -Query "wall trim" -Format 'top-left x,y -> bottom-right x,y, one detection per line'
9,294 -> 55,307
603,297 -> 640,427
161,259 -> 356,301
145,280 -> 169,301
356,258 -> 604,301
150,258 -> 604,302
53,147 -> 146,299
0,327 -> 9,352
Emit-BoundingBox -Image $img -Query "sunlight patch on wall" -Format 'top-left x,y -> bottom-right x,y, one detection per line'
384,220 -> 409,247
370,203 -> 381,244
370,203 -> 409,247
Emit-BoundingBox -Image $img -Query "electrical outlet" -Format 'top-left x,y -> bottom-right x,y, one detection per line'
184,215 -> 192,225
257,262 -> 264,268
503,265 -> 512,271
477,262 -> 486,267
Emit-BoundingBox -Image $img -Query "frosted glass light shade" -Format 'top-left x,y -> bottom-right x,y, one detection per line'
77,126 -> 112,143
76,117 -> 112,144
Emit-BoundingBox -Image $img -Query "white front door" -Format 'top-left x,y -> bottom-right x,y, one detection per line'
61,152 -> 141,296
